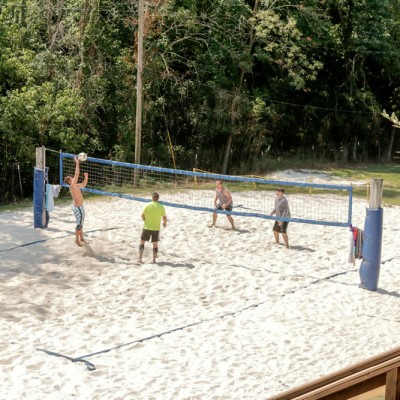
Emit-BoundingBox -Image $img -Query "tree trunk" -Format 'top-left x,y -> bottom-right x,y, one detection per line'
221,134 -> 233,174
342,141 -> 349,163
47,0 -> 64,52
352,136 -> 357,162
384,126 -> 397,162
220,0 -> 260,174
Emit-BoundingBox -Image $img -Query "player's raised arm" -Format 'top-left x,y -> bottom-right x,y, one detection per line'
78,172 -> 89,188
71,156 -> 80,187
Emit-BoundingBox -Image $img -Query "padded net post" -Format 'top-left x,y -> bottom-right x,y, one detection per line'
359,179 -> 384,291
33,146 -> 49,229
33,167 -> 47,228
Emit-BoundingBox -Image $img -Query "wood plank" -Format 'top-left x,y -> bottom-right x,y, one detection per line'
323,378 -> 385,400
385,368 -> 400,400
349,385 -> 385,400
269,347 -> 400,400
292,372 -> 386,400
397,367 -> 400,400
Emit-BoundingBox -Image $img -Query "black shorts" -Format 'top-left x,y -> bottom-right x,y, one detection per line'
215,204 -> 233,214
273,221 -> 289,233
141,229 -> 160,242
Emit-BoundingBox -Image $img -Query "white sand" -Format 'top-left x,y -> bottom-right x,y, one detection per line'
1,178 -> 400,399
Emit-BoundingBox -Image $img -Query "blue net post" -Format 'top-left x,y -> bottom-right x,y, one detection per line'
33,167 -> 46,228
359,208 -> 383,291
359,179 -> 384,291
34,146 -> 49,229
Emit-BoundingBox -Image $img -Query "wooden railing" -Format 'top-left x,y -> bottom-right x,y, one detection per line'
269,347 -> 400,400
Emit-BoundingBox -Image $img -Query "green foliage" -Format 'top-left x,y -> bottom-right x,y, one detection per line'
253,7 -> 323,90
1,0 -> 400,203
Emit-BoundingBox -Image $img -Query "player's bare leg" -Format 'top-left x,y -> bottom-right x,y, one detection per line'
227,215 -> 235,230
75,229 -> 82,247
209,212 -> 217,227
80,229 -> 88,244
138,243 -> 145,263
282,232 -> 290,248
152,244 -> 158,264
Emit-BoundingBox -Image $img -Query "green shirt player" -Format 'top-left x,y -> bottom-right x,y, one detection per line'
139,192 -> 167,264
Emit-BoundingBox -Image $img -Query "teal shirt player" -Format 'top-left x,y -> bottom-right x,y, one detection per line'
143,202 -> 166,231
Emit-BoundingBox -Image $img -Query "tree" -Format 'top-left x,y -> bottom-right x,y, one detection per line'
312,0 -> 400,162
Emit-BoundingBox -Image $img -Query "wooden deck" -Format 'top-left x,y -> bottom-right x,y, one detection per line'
350,386 -> 384,400
269,347 -> 400,400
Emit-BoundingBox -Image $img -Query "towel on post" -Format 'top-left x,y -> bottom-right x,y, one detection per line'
45,184 -> 55,211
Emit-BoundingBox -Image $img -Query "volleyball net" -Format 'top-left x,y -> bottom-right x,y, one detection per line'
55,152 -> 352,227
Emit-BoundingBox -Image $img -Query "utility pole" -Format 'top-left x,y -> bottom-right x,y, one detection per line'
134,0 -> 144,186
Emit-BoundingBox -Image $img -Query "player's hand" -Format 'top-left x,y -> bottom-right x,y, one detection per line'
84,172 -> 88,178
74,155 -> 79,162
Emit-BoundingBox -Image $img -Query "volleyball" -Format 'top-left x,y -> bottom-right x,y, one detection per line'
78,152 -> 88,161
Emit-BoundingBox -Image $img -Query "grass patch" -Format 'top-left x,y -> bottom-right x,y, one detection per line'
0,191 -> 111,213
327,164 -> 400,206
0,199 -> 33,212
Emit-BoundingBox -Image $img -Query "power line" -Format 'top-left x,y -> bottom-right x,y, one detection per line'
140,65 -> 379,116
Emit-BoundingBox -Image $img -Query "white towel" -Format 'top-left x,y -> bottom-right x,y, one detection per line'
52,185 -> 61,198
46,184 -> 55,211
348,233 -> 355,265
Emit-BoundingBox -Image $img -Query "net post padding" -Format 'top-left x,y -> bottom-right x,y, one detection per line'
33,167 -> 46,228
33,146 -> 48,229
359,178 -> 384,291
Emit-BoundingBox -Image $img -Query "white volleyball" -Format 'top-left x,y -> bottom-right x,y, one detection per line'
78,152 -> 88,161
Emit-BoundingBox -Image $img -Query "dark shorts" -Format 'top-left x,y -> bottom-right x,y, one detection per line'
141,229 -> 160,242
273,221 -> 289,233
215,204 -> 233,214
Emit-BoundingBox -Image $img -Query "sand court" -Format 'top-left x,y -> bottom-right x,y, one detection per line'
1,190 -> 400,399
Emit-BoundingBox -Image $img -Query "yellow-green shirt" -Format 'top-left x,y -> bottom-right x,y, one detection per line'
142,201 -> 166,231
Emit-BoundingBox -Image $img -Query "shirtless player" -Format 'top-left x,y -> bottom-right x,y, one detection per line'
64,156 -> 89,246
